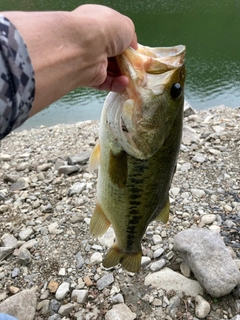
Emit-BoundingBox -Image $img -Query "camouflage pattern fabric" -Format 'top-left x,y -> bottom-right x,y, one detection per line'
0,14 -> 35,140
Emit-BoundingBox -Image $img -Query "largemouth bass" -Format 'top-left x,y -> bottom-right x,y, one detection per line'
89,43 -> 186,273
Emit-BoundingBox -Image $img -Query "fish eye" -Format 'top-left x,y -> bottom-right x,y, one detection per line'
170,83 -> 182,98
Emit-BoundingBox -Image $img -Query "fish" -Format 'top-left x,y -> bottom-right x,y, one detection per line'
89,43 -> 186,273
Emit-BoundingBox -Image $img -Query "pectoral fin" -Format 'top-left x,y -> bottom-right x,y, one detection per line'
109,150 -> 128,188
88,142 -> 100,172
155,198 -> 170,224
90,203 -> 110,237
103,244 -> 142,273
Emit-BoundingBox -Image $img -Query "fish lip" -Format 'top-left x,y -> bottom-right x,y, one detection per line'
117,44 -> 186,74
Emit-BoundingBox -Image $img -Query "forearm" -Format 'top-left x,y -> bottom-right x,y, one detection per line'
1,5 -> 136,123
2,10 -> 92,117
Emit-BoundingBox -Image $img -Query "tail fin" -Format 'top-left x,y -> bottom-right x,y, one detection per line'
102,244 -> 142,273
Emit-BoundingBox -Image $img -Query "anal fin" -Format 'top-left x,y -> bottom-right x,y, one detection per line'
90,203 -> 110,237
155,197 -> 170,224
103,244 -> 142,273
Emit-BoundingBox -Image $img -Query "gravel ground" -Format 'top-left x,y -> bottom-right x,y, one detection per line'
0,105 -> 239,320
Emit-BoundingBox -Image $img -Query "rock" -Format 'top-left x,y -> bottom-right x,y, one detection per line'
224,204 -> 233,212
41,203 -> 53,213
174,228 -> 240,297
9,286 -> 20,294
58,302 -> 78,316
190,189 -> 206,198
184,100 -> 196,117
145,267 -> 204,296
98,227 -> 115,248
3,173 -> 19,183
83,276 -> 93,287
1,233 -> 18,248
16,163 -> 29,171
68,182 -> 86,196
55,282 -> 70,300
67,150 -> 91,165
170,187 -> 180,196
75,252 -> 85,268
58,268 -> 66,276
182,125 -> 199,145
0,153 -> 12,161
19,239 -> 38,251
48,314 -> 62,320
48,222 -> 60,234
111,293 -> 124,304
0,288 -> 37,320
19,228 -> 34,241
58,165 -> 79,175
152,235 -> 162,245
0,247 -> 14,261
167,295 -> 181,318
10,178 -> 29,191
208,225 -> 221,233
11,268 -> 20,278
49,299 -> 61,314
200,214 -> 216,225
195,295 -> 211,318
181,162 -> 192,172
38,299 -> 50,315
180,261 -> 191,278
70,212 -> 86,223
89,252 -> 102,265
141,256 -> 151,267
54,158 -> 68,171
37,163 -> 52,171
17,248 -> 32,265
105,303 -> 136,320
97,274 -> 114,290
47,280 -> 59,293
71,290 -> 88,303
192,153 -> 206,163
149,259 -> 166,272
153,248 -> 164,259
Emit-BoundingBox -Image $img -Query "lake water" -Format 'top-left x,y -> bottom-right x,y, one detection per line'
2,0 -> 240,130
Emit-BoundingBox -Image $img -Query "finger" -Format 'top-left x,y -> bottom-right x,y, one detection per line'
92,75 -> 129,92
130,32 -> 138,50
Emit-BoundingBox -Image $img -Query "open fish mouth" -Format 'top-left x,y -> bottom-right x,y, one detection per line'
105,44 -> 186,159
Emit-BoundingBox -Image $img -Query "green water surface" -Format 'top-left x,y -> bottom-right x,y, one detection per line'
1,0 -> 240,129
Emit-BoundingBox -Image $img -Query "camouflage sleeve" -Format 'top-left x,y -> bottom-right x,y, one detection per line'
0,14 -> 35,139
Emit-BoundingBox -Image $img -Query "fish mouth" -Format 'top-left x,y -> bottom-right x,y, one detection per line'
106,44 -> 186,159
117,44 -> 186,100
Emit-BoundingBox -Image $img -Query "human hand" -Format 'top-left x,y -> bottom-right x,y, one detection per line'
72,5 -> 137,92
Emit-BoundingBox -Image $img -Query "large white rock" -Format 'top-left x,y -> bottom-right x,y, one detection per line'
144,267 -> 204,296
174,228 -> 240,297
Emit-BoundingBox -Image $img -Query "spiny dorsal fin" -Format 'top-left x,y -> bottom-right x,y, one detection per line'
90,202 -> 110,237
109,150 -> 128,188
155,197 -> 170,224
88,142 -> 100,172
102,244 -> 142,273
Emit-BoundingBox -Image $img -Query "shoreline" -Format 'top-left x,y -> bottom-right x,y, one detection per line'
0,105 -> 239,319
14,103 -> 240,134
